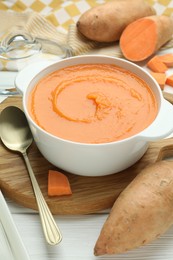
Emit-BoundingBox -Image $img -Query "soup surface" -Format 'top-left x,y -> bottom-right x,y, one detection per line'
28,63 -> 158,143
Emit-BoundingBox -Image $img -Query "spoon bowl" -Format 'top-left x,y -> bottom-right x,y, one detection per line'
0,106 -> 32,152
0,106 -> 62,245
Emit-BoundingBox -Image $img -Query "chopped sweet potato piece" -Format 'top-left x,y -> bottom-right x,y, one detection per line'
147,56 -> 168,73
166,74 -> 173,87
159,53 -> 173,67
48,170 -> 72,197
150,72 -> 166,90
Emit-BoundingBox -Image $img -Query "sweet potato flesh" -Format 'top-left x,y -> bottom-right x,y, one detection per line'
120,18 -> 157,61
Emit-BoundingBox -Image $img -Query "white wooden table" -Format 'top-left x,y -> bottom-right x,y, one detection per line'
5,196 -> 173,260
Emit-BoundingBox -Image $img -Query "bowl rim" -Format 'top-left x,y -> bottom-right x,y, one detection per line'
22,54 -> 164,146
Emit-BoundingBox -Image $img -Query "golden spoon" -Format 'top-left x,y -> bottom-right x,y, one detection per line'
0,106 -> 62,245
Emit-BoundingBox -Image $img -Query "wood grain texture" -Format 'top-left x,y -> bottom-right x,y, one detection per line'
0,96 -> 173,215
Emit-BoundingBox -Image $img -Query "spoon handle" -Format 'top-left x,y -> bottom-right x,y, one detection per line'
22,152 -> 62,245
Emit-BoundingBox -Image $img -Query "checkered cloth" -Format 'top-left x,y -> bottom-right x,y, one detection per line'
0,0 -> 173,31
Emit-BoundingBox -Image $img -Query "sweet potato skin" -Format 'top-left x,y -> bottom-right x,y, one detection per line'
94,161 -> 173,255
76,0 -> 156,42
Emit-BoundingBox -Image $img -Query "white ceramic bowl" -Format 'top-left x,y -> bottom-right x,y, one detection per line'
15,55 -> 173,176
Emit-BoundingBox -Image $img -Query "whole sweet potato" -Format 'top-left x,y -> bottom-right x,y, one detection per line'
94,161 -> 173,255
77,0 -> 156,42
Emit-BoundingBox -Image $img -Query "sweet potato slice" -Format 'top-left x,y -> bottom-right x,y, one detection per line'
120,15 -> 173,61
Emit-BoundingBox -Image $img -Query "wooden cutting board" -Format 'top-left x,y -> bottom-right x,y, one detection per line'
0,96 -> 173,215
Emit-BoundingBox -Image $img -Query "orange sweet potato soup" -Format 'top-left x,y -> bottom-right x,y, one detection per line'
28,64 -> 158,143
